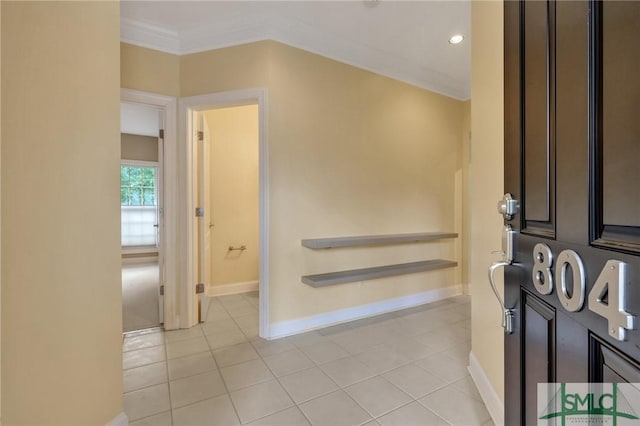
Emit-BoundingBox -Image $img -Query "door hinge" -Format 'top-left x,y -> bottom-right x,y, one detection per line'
195,207 -> 204,217
196,283 -> 205,294
197,131 -> 204,141
159,285 -> 165,296
159,129 -> 165,139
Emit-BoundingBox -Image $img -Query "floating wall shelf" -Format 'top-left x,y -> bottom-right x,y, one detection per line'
301,259 -> 458,288
301,232 -> 458,249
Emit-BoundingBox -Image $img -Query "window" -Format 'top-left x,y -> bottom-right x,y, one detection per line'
121,164 -> 158,247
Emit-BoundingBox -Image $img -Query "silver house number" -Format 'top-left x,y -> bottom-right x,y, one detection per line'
531,245 -> 636,341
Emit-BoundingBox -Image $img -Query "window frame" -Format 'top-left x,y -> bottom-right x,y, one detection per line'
120,159 -> 160,253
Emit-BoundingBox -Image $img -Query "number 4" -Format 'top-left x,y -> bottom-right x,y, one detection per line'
588,260 -> 637,341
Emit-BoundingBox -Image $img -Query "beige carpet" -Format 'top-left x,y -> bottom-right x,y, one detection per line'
122,263 -> 160,332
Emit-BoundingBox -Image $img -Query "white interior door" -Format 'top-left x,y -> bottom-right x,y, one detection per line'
197,112 -> 211,322
157,112 -> 165,324
203,117 -> 213,304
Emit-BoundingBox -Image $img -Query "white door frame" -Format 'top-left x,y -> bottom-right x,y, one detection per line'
121,89 -> 179,330
179,89 -> 270,338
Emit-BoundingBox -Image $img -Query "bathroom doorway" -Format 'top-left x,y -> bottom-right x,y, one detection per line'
181,89 -> 269,337
196,105 -> 260,336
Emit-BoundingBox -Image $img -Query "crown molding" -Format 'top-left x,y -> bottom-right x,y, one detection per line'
121,17 -> 181,54
120,17 -> 469,100
179,13 -> 273,55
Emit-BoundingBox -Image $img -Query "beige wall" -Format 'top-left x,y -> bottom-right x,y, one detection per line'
123,40 -> 466,325
268,42 -> 464,322
464,101 -> 472,289
460,101 -> 471,291
121,133 -> 158,162
0,1 -> 3,420
204,106 -> 259,287
180,41 -> 271,97
2,3 -> 122,424
121,43 -> 180,97
470,1 -> 505,400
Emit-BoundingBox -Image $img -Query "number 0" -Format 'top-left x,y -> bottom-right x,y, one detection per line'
555,250 -> 585,312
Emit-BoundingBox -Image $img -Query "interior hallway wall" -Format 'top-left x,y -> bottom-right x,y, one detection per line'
2,3 -> 122,424
121,43 -> 180,97
267,42 -> 464,323
122,40 -> 466,328
204,106 -> 259,288
470,0 -> 505,400
179,41 -> 271,97
0,1 -> 3,419
459,100 -> 471,293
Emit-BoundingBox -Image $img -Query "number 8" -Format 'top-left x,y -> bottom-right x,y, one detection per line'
532,243 -> 553,295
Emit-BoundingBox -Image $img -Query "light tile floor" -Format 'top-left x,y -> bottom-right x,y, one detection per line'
123,292 -> 494,426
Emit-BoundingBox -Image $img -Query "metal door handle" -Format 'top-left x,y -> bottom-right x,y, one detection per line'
488,260 -> 514,334
502,224 -> 517,264
487,198 -> 520,334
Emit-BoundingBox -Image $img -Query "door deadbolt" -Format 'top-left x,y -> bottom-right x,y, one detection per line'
497,193 -> 519,221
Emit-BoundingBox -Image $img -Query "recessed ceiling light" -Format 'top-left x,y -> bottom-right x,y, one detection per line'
449,34 -> 464,45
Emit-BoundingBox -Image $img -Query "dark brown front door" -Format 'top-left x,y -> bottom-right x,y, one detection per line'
504,1 -> 640,424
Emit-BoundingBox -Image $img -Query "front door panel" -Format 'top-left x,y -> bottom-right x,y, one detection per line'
504,1 -> 640,424
523,0 -> 555,230
523,293 -> 556,426
593,1 -> 640,251
600,2 -> 640,231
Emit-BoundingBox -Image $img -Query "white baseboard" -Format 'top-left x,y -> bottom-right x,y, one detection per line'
206,280 -> 259,297
108,412 -> 128,426
269,285 -> 462,339
468,351 -> 504,426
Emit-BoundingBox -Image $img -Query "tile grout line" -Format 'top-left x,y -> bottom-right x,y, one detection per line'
239,354 -> 300,421
127,410 -> 173,426
250,339 -> 308,424
161,329 -> 175,426
414,397 -> 455,426
165,312 -> 210,414
233,295 -> 318,425
211,295 -> 254,424
218,294 -> 259,340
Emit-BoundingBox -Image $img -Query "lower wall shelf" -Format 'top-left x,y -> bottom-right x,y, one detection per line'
301,259 -> 458,288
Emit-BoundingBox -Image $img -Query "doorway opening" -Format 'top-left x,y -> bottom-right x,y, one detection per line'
197,105 -> 260,336
120,102 -> 165,332
181,89 -> 269,337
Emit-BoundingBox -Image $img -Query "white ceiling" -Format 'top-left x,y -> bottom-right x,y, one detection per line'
121,1 -> 471,100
